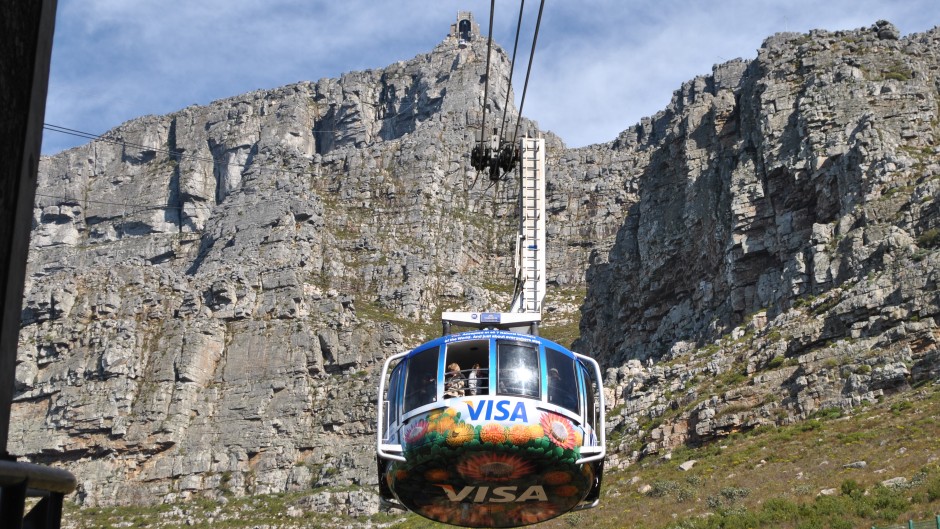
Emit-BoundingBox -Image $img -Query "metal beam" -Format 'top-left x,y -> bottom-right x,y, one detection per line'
0,0 -> 58,458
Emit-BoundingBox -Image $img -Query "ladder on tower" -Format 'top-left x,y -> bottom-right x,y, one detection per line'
510,137 -> 546,316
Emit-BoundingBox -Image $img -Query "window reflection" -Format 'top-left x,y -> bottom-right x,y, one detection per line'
496,341 -> 539,399
546,348 -> 579,413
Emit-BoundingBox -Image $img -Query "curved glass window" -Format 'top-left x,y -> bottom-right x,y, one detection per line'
385,362 -> 404,439
404,347 -> 439,412
546,348 -> 579,413
496,341 -> 539,399
579,361 -> 597,431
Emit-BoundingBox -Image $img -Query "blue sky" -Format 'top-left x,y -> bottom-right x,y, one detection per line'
42,0 -> 939,154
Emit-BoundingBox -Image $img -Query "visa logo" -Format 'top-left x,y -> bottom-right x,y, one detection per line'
466,400 -> 528,422
437,484 -> 548,503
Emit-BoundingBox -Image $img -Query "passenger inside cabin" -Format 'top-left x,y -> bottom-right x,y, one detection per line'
444,363 -> 466,398
468,363 -> 482,395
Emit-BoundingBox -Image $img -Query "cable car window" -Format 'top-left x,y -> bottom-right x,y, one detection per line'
545,348 -> 579,413
579,361 -> 597,431
496,341 -> 539,399
385,361 -> 404,439
445,339 -> 489,397
404,347 -> 439,412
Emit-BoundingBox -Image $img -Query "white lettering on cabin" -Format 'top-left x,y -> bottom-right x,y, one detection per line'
436,484 -> 548,503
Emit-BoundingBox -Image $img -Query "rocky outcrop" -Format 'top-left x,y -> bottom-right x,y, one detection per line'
11,19 -> 940,509
582,21 -> 940,459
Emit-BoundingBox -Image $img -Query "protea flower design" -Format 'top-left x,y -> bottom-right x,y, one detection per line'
457,452 -> 535,482
404,420 -> 429,445
540,413 -> 576,449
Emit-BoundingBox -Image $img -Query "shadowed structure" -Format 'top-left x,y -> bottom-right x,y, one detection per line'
0,1 -> 76,527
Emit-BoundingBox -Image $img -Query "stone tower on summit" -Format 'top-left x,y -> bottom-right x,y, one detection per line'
451,11 -> 480,43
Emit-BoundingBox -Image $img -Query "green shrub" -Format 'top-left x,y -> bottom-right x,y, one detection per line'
649,480 -> 679,498
926,475 -> 940,502
800,419 -> 823,432
866,485 -> 909,521
830,518 -> 854,529
760,497 -> 800,523
884,71 -> 909,81
720,487 -> 751,501
767,356 -> 785,369
917,228 -> 940,248
841,479 -> 864,498
890,400 -> 913,414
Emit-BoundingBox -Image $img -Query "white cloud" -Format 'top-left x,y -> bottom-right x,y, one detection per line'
42,0 -> 939,153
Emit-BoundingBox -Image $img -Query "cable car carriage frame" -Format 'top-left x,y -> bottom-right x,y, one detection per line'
376,314 -> 606,527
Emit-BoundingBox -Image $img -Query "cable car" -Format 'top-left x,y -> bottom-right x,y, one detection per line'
376,319 -> 605,527
376,136 -> 605,527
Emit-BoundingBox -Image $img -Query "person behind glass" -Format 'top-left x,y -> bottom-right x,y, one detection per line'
468,363 -> 481,395
413,373 -> 437,405
444,362 -> 466,398
548,368 -> 561,402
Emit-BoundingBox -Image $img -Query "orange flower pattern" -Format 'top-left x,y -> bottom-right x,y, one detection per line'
391,401 -> 597,528
445,422 -> 474,446
457,452 -> 535,482
479,423 -> 508,444
508,424 -> 533,445
528,424 -> 545,439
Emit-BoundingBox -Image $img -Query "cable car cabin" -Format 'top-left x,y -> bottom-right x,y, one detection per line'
376,329 -> 606,527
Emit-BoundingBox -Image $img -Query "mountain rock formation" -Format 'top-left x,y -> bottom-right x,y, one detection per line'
12,18 -> 940,515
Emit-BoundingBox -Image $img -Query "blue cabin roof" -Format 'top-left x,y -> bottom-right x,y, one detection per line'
401,329 -> 575,359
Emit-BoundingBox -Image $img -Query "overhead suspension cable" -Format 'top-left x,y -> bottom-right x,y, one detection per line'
497,0 -> 526,144
477,0 -> 497,150
44,123 -> 215,166
512,0 -> 545,145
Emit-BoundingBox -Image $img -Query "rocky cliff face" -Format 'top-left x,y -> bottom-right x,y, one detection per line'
578,21 -> 940,461
12,20 -> 940,511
